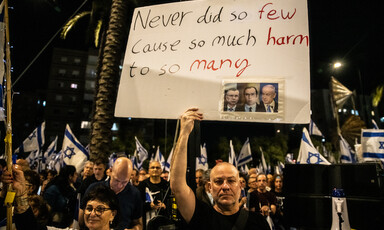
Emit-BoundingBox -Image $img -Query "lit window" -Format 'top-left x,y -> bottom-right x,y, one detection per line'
81,121 -> 91,129
58,69 -> 66,76
72,70 -> 80,76
71,83 -> 78,89
60,57 -> 68,62
74,58 -> 81,64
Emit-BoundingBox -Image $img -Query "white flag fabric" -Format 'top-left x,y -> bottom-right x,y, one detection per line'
372,119 -> 379,129
297,127 -> 331,165
62,124 -> 89,173
152,146 -> 166,170
135,136 -> 148,164
259,147 -> 268,173
361,129 -> 384,163
164,147 -> 173,173
49,150 -> 64,173
239,164 -> 249,174
15,122 -> 45,154
228,140 -> 237,167
354,143 -> 363,163
237,138 -> 252,167
339,135 -> 356,163
309,119 -> 323,137
43,136 -> 58,169
196,143 -> 208,171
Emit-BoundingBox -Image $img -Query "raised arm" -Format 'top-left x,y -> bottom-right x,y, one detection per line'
170,108 -> 203,223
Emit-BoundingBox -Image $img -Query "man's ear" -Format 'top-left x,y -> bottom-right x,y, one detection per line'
208,181 -> 212,193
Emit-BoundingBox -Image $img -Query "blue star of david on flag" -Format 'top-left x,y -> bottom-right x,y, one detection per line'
198,154 -> 207,166
64,146 -> 76,159
379,141 -> 384,150
306,152 -> 325,164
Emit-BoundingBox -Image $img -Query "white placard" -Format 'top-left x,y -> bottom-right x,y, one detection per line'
115,0 -> 310,123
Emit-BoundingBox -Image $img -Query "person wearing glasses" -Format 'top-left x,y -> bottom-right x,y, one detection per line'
80,157 -> 143,230
170,108 -> 270,230
138,161 -> 170,229
83,185 -> 119,230
223,88 -> 240,112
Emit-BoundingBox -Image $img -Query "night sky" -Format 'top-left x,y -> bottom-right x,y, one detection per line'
5,0 -> 384,155
8,0 -> 384,93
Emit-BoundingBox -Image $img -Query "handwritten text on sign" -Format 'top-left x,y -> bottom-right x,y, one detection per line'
115,0 -> 310,123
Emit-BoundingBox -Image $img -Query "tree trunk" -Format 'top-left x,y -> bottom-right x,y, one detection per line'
90,0 -> 129,162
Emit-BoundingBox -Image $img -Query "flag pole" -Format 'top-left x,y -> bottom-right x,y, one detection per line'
3,0 -> 15,228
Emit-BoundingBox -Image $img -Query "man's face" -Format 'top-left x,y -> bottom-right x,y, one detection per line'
275,177 -> 283,190
148,162 -> 162,178
83,163 -> 94,178
225,90 -> 239,106
195,171 -> 203,187
244,88 -> 257,106
257,175 -> 268,192
248,174 -> 257,189
209,164 -> 241,208
93,164 -> 106,180
110,169 -> 130,194
261,86 -> 276,105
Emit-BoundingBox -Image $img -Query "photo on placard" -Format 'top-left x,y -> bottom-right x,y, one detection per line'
221,82 -> 279,113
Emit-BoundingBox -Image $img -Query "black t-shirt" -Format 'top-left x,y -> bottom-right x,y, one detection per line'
187,199 -> 271,230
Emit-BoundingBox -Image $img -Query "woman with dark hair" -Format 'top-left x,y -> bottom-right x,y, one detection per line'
43,165 -> 78,228
83,185 -> 119,230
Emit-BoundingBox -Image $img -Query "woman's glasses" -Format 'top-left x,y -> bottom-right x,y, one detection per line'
85,205 -> 111,216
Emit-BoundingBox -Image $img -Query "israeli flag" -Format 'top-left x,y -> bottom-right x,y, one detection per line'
62,124 -> 89,173
135,136 -> 148,164
228,140 -> 237,167
152,146 -> 166,170
49,150 -> 64,173
237,138 -> 252,167
145,187 -> 154,203
297,127 -> 331,165
259,147 -> 268,173
339,135 -> 356,163
26,150 -> 40,171
361,129 -> 384,163
309,119 -> 324,137
43,136 -> 58,169
164,147 -> 173,173
15,122 -> 45,154
196,143 -> 208,171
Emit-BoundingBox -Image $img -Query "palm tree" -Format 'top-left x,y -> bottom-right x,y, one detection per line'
89,0 -> 137,161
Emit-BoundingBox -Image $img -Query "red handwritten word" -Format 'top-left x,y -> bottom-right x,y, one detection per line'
190,59 -> 250,77
267,27 -> 308,46
258,3 -> 296,20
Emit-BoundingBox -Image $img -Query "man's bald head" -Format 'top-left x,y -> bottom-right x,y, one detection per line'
110,157 -> 133,194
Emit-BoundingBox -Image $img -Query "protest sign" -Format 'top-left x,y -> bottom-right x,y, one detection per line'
115,0 -> 310,123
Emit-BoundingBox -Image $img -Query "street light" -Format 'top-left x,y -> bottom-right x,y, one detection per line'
333,62 -> 342,69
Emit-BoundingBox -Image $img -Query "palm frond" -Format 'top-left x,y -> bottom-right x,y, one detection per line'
94,19 -> 103,47
61,11 -> 92,39
372,84 -> 384,107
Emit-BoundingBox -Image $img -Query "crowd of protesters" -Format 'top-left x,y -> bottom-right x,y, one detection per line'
0,153 -> 285,230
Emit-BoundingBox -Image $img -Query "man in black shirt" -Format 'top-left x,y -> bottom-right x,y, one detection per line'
170,108 -> 270,230
138,161 -> 170,229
